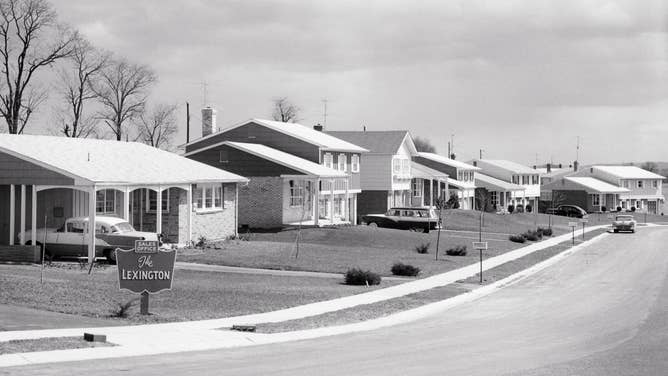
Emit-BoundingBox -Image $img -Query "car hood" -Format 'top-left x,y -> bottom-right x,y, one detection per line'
118,231 -> 159,241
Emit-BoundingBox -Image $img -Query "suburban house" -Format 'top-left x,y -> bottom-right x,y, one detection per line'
325,131 -> 447,217
541,176 -> 630,213
474,173 -> 526,212
577,166 -> 665,213
0,134 -> 247,262
412,152 -> 478,209
470,159 -> 541,212
184,116 -> 368,228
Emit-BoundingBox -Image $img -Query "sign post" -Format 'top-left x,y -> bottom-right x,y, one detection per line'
116,240 -> 176,315
580,218 -> 588,240
472,241 -> 488,284
568,221 -> 578,245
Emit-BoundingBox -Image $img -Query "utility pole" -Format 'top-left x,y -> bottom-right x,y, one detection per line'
322,99 -> 328,128
576,136 -> 580,162
479,149 -> 483,159
186,102 -> 191,143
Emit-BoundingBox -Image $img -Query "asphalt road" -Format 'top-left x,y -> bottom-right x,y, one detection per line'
5,227 -> 668,376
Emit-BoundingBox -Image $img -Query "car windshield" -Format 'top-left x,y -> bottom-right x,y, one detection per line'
111,222 -> 135,233
616,216 -> 633,221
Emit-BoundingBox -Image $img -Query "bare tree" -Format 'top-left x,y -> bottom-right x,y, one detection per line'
0,0 -> 77,133
56,38 -> 108,138
641,161 -> 658,173
271,97 -> 300,123
137,103 -> 178,149
92,58 -> 156,140
413,137 -> 437,153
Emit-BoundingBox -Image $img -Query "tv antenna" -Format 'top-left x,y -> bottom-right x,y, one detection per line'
322,99 -> 328,127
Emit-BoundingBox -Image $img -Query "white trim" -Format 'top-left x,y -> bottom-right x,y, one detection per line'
31,185 -> 36,250
338,154 -> 347,172
351,155 -> 360,173
9,185 -> 14,245
87,185 -> 96,263
19,185 -> 25,245
145,188 -> 170,213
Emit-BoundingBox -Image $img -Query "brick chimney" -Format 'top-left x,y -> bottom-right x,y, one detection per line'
313,124 -> 323,132
201,107 -> 217,137
573,160 -> 579,172
546,163 -> 552,173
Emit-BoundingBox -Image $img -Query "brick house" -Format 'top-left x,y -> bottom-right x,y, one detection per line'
541,176 -> 629,213
0,134 -> 247,262
184,117 -> 367,228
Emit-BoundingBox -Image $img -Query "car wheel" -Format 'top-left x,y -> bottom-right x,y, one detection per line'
104,249 -> 117,265
631,229 -> 635,233
27,241 -> 53,262
367,222 -> 378,228
613,229 -> 618,233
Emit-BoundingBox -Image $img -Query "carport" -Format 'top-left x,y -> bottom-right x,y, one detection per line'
0,134 -> 247,263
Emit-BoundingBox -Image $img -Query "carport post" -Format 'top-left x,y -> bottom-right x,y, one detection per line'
31,185 -> 36,249
429,179 -> 433,208
187,186 -> 193,245
123,186 -> 130,221
9,185 -> 14,245
88,186 -> 96,264
313,178 -> 320,226
19,185 -> 25,245
156,188 -> 162,236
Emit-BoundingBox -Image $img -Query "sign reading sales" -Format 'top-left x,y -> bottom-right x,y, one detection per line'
116,240 -> 176,294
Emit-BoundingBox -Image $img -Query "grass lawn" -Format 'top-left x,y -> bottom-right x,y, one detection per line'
0,336 -> 113,355
180,211 -> 592,277
254,229 -> 609,333
0,264 -> 394,324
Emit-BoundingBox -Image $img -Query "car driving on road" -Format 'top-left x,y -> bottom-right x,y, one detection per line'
362,207 -> 438,233
18,216 -> 159,264
612,215 -> 636,233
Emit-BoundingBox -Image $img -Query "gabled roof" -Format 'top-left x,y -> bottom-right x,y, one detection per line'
476,173 -> 526,192
474,159 -> 538,174
593,165 -> 665,180
411,161 -> 448,179
223,142 -> 347,178
417,152 -> 480,170
326,131 -> 417,155
186,118 -> 368,153
565,177 -> 630,193
0,134 -> 247,185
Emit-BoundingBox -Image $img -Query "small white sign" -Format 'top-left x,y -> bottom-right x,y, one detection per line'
579,218 -> 588,223
568,222 -> 578,227
472,241 -> 488,250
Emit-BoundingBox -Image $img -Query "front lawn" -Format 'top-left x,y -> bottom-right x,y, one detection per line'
0,264 -> 392,324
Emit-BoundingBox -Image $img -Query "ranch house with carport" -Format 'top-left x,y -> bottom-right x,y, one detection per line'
0,134 -> 247,263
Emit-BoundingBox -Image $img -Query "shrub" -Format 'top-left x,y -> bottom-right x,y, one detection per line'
522,230 -> 541,241
516,205 -> 525,213
345,268 -> 381,286
601,206 -> 607,212
110,298 -> 139,318
391,262 -> 421,277
631,207 -> 636,212
537,227 -> 553,237
525,204 -> 532,213
507,205 -> 515,213
616,206 -> 622,212
445,245 -> 467,256
509,234 -> 526,243
196,236 -> 207,249
415,242 -> 430,254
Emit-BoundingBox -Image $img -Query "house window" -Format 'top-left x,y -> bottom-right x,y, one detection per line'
323,153 -> 333,169
590,194 -> 600,206
351,155 -> 360,173
96,189 -> 116,214
623,180 -> 630,188
412,179 -> 423,197
653,180 -> 659,188
219,149 -> 229,163
338,154 -> 347,172
194,184 -> 223,211
531,175 -> 539,184
457,171 -> 463,181
522,175 -> 529,185
289,180 -> 305,207
401,159 -> 409,175
637,180 -> 643,188
512,175 -> 519,184
146,189 -> 170,213
490,191 -> 498,207
393,158 -> 402,174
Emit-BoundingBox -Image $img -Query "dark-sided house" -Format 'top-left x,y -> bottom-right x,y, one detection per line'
184,117 -> 368,228
0,134 -> 247,262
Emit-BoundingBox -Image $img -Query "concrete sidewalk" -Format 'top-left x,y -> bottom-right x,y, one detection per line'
0,225 -> 608,368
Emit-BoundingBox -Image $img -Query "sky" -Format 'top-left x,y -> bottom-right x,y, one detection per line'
28,0 -> 668,165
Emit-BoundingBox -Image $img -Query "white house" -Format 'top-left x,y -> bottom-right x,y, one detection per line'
470,159 -> 541,211
583,166 -> 665,213
413,152 -> 479,210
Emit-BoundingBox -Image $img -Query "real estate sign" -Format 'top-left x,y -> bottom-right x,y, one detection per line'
116,240 -> 176,294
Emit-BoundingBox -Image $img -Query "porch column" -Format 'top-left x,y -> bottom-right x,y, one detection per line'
330,179 -> 335,224
9,185 -> 14,245
353,194 -> 357,225
187,186 -> 193,244
313,179 -> 320,226
156,188 -> 163,236
19,185 -> 25,245
600,193 -> 604,212
123,187 -> 130,221
87,186 -> 96,263
344,178 -> 350,222
429,179 -> 434,207
31,185 -> 36,249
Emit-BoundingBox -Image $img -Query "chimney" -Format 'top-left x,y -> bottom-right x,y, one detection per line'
450,153 -> 456,160
546,163 -> 552,173
573,160 -> 579,172
472,161 -> 477,167
558,163 -> 562,169
201,107 -> 217,137
313,124 -> 323,132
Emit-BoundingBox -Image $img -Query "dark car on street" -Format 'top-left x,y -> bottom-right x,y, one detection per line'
545,205 -> 588,218
362,207 -> 438,233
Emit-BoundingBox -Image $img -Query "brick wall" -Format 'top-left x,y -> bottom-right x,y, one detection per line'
238,177 -> 283,229
184,183 -> 238,243
0,245 -> 40,263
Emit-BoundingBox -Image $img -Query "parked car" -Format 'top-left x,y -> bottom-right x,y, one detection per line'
545,205 -> 588,218
18,216 -> 159,264
362,207 -> 438,233
612,215 -> 636,233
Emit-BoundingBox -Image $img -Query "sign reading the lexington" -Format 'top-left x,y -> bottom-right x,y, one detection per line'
116,240 -> 176,294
